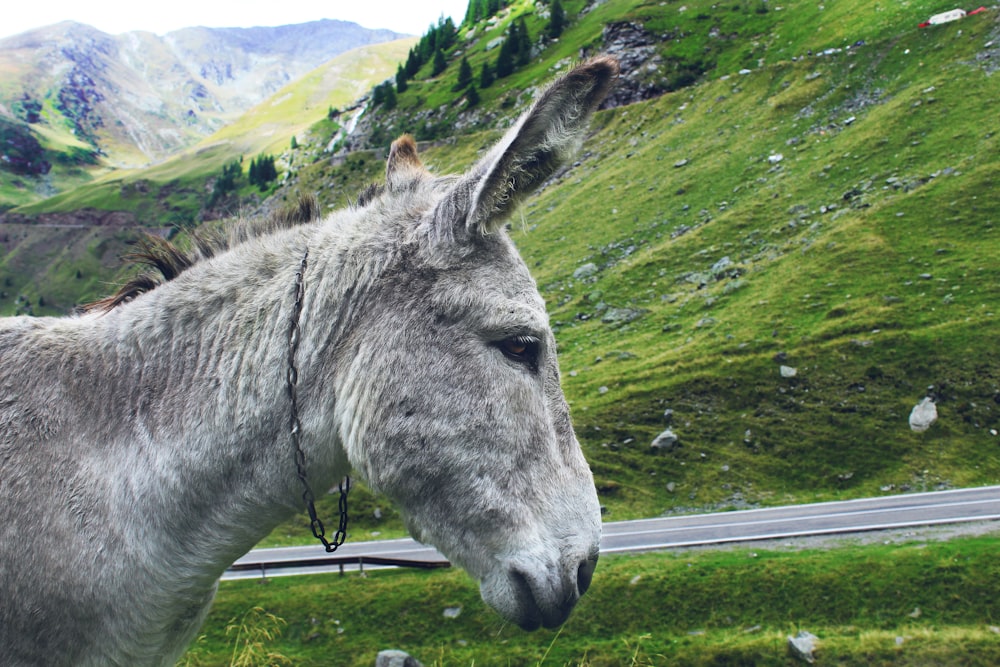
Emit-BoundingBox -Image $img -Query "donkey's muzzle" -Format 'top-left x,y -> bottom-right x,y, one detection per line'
501,552 -> 599,631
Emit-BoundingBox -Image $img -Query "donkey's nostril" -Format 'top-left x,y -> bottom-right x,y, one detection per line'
577,554 -> 598,596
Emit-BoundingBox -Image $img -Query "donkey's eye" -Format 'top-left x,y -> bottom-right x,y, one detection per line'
496,335 -> 541,370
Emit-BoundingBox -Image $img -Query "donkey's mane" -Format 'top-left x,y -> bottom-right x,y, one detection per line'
85,195 -> 325,313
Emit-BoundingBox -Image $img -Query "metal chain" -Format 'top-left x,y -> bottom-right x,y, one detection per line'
288,250 -> 350,553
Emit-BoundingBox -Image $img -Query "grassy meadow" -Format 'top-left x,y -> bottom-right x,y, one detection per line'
210,4 -> 1000,663
194,6 -> 1000,663
265,1 -> 1000,541
3,0 -> 999,663
180,531 -> 1000,666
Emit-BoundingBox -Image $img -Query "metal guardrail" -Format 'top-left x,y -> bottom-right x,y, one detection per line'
225,554 -> 451,578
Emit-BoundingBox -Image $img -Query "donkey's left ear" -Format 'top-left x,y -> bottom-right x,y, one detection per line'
432,56 -> 619,240
386,134 -> 430,192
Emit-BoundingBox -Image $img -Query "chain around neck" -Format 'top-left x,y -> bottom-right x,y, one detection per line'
287,249 -> 350,552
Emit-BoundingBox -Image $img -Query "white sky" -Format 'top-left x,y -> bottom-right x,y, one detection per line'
0,0 -> 470,40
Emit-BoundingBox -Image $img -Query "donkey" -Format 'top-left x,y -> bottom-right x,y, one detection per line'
0,57 -> 619,665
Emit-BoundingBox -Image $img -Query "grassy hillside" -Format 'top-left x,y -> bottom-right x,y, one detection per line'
4,0 -> 998,541
517,10 -> 1000,519
181,530 -> 1000,666
262,2 -> 1000,545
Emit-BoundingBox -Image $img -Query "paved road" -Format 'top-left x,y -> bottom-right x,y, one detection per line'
223,485 -> 1000,580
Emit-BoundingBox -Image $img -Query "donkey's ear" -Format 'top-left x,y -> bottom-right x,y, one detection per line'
432,56 -> 619,239
386,134 -> 430,192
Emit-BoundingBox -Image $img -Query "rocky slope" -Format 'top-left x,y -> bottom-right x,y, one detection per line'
0,19 -> 407,169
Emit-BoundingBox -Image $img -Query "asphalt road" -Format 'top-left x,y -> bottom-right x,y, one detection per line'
223,485 -> 1000,581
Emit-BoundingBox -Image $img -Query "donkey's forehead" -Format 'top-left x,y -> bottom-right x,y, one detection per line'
430,276 -> 549,334
426,235 -> 549,330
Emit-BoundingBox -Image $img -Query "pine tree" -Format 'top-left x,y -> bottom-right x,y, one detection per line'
432,48 -> 447,76
405,47 -> 422,78
465,0 -> 487,24
372,83 -> 385,107
453,56 -> 473,91
418,27 -> 437,63
259,155 -> 277,187
516,17 -> 531,67
465,84 -> 480,109
290,136 -> 298,150
437,17 -> 457,50
495,27 -> 515,78
479,60 -> 494,88
383,84 -> 397,110
507,18 -> 521,54
396,64 -> 408,93
248,154 -> 277,190
548,0 -> 565,39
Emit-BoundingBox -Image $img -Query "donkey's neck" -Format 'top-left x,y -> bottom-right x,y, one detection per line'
87,226 -> 351,579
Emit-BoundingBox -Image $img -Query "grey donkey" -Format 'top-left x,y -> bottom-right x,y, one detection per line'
0,56 -> 619,665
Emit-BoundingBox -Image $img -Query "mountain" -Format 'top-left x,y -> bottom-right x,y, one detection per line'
0,19 -> 407,185
0,37 -> 415,315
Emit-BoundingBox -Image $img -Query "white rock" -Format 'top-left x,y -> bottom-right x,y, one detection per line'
780,365 -> 798,378
651,429 -> 679,450
909,398 -> 938,432
573,262 -> 599,279
376,649 -> 424,667
788,630 -> 818,663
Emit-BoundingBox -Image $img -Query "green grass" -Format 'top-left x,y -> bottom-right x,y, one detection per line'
180,531 -> 1000,666
199,38 -> 416,162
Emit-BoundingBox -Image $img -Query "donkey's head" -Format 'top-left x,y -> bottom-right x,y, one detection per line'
331,57 -> 618,630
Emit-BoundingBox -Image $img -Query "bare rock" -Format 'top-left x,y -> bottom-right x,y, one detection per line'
376,649 -> 424,667
597,22 -> 667,108
788,631 -> 818,663
573,262 -> 599,279
909,397 -> 938,432
651,428 -> 679,451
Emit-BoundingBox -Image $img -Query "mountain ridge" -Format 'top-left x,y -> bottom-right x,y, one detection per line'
0,18 -> 408,176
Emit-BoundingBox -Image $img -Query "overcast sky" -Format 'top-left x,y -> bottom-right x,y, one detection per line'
0,0 -> 470,40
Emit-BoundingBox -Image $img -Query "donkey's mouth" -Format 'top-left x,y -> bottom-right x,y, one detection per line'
510,566 -> 582,630
508,569 -> 547,630
486,556 -> 593,630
